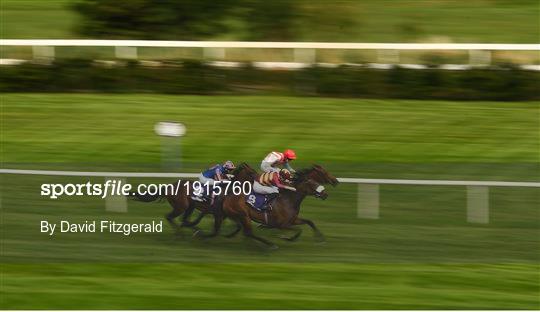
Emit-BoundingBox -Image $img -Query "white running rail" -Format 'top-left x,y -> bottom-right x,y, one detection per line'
1,168 -> 539,187
1,40 -> 539,50
2,168 -> 538,223
2,40 -> 539,65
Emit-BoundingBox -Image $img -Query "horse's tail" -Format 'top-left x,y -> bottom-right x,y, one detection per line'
129,185 -> 162,203
131,193 -> 161,202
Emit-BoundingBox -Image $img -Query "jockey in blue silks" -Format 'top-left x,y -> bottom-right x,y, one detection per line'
199,160 -> 236,184
195,161 -> 236,203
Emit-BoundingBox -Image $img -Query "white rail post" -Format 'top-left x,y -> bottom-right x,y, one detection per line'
469,50 -> 491,66
357,183 -> 379,219
466,185 -> 489,224
294,48 -> 316,63
32,46 -> 55,63
115,46 -> 138,59
377,49 -> 400,64
203,47 -> 226,60
105,177 -> 128,213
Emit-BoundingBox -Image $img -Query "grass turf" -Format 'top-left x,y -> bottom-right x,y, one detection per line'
1,0 -> 539,43
2,263 -> 538,309
2,94 -> 539,167
1,94 -> 539,309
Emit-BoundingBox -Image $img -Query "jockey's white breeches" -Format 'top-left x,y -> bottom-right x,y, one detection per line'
253,181 -> 279,194
260,161 -> 280,173
198,174 -> 215,185
196,174 -> 215,196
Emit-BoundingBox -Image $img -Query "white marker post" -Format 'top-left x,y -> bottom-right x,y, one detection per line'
357,184 -> 380,219
154,122 -> 186,170
105,177 -> 128,213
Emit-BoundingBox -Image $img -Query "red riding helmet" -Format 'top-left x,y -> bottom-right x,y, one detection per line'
283,149 -> 297,160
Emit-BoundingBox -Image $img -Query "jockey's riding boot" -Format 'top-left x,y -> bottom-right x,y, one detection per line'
263,193 -> 279,210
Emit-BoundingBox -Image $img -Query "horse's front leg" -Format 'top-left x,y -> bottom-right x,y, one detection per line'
178,203 -> 208,238
224,220 -> 242,238
184,211 -> 206,228
292,217 -> 324,242
165,196 -> 185,234
194,213 -> 223,238
181,203 -> 204,227
195,196 -> 226,238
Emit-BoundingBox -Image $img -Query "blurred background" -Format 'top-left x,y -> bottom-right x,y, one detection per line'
1,0 -> 539,310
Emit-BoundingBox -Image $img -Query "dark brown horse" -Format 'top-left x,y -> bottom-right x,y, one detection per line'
132,163 -> 258,235
179,163 -> 259,237
219,176 -> 329,249
189,164 -> 339,246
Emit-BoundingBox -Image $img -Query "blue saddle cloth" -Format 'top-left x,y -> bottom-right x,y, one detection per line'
246,190 -> 267,211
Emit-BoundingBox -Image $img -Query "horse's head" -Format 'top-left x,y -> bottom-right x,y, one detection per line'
232,162 -> 258,182
295,165 -> 339,187
295,178 -> 328,200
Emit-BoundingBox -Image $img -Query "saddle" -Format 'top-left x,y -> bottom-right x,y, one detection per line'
246,190 -> 278,211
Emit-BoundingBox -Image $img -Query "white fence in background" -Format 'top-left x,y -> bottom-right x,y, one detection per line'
1,39 -> 539,65
2,168 -> 539,224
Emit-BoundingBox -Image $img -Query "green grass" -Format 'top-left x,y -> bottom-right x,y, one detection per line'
1,0 -> 539,43
0,0 -> 78,39
1,94 -> 539,309
2,263 -> 538,309
2,94 -> 539,168
1,174 -> 539,309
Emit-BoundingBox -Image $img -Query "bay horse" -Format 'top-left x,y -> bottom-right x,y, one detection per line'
132,162 -> 258,235
179,162 -> 259,237
191,164 -> 339,244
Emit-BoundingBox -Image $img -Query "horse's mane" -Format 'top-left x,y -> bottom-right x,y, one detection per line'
232,162 -> 258,180
293,165 -> 318,182
232,162 -> 248,175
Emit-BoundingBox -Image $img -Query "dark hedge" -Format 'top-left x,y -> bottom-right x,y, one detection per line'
1,59 -> 538,101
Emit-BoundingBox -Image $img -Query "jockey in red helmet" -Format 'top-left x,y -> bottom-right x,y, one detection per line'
253,168 -> 296,209
260,149 -> 296,173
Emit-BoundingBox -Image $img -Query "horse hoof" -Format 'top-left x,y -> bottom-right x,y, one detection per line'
279,235 -> 296,242
192,229 -> 201,237
315,235 -> 326,243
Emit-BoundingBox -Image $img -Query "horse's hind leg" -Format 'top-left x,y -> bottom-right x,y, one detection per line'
239,216 -> 278,249
165,198 -> 184,232
180,203 -> 199,227
224,219 -> 242,238
293,217 -> 324,242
